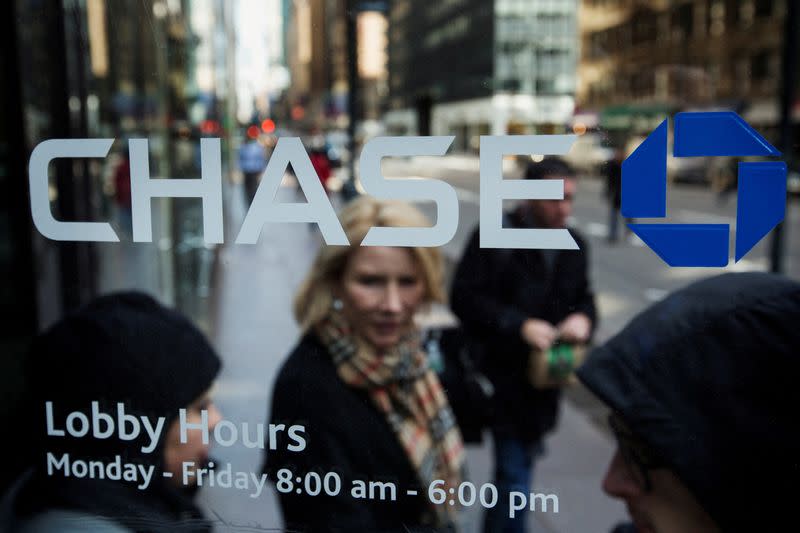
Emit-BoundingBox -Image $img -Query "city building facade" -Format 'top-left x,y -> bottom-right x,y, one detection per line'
386,0 -> 579,151
283,0 -> 387,135
577,0 -> 795,144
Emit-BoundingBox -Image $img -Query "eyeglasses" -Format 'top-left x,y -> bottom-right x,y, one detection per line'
608,413 -> 667,492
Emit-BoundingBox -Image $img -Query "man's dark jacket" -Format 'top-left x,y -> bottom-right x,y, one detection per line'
450,213 -> 596,442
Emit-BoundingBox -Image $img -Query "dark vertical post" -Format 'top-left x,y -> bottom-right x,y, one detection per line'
68,1 -> 98,301
342,0 -> 360,201
770,1 -> 798,273
0,0 -> 40,495
48,0 -> 96,311
1,0 -> 38,333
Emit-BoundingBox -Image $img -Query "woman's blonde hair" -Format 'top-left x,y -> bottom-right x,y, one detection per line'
293,196 -> 446,331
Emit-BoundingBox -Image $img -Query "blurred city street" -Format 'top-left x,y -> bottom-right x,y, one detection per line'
2,1 -> 799,531
196,153 -> 799,532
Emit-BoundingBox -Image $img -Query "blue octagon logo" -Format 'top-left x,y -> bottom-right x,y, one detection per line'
622,112 -> 787,267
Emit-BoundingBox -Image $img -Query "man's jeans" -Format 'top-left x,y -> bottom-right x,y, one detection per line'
483,435 -> 545,533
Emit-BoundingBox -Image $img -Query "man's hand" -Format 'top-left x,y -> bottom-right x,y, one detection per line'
521,319 -> 558,351
557,313 -> 592,344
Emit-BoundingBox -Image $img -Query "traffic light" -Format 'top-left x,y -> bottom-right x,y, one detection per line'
261,119 -> 276,134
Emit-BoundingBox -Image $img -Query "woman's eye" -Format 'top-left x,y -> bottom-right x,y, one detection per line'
398,276 -> 418,286
358,276 -> 382,285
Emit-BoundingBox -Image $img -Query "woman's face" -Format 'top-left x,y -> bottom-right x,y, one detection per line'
163,388 -> 222,487
338,246 -> 426,351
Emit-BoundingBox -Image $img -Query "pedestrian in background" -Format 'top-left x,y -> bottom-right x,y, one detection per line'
577,272 -> 800,533
238,134 -> 268,206
264,197 -> 465,532
604,147 -> 624,243
1,292 -> 223,533
450,157 -> 596,533
309,141 -> 332,195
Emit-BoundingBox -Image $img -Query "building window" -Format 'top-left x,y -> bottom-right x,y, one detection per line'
500,78 -> 521,91
751,50 -> 776,82
632,9 -> 657,45
754,0 -> 774,18
707,1 -> 725,36
672,4 -> 694,41
536,78 -> 555,94
725,0 -> 740,28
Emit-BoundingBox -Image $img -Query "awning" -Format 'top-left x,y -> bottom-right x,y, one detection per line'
599,103 -> 673,131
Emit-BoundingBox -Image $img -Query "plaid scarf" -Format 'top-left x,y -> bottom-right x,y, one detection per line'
316,311 -> 466,526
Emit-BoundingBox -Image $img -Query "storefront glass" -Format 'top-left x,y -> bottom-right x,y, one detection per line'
1,1 -> 798,532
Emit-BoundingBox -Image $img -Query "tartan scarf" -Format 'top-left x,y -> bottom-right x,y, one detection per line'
316,311 -> 466,526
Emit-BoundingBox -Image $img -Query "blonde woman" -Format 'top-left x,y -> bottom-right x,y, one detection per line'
264,196 -> 465,532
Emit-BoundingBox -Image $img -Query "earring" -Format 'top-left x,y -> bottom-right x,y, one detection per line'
332,298 -> 344,311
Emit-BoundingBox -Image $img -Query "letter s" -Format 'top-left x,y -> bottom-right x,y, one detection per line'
287,425 -> 307,452
359,136 -> 458,247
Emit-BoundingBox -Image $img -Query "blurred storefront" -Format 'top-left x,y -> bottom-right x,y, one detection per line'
1,0 -> 237,492
8,0 -> 237,327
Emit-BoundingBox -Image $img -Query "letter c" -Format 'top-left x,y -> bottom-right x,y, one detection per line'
29,139 -> 119,241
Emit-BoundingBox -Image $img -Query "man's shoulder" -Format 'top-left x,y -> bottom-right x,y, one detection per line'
567,227 -> 590,250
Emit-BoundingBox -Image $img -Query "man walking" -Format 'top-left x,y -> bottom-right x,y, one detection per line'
605,147 -> 623,243
450,157 -> 596,533
238,134 -> 267,206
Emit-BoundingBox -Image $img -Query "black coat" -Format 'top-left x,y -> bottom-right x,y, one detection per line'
450,217 -> 596,442
263,334 -> 446,532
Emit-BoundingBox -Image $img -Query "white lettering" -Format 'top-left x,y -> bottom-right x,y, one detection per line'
29,136 -> 586,251
179,408 -> 210,445
140,414 -> 165,454
117,403 -> 140,441
182,461 -> 196,486
29,139 -> 119,242
46,452 -> 69,475
65,412 -> 89,437
359,136 -> 458,247
45,402 -> 65,437
287,425 -> 307,452
91,401 -> 114,439
213,420 -> 238,447
479,135 -> 579,249
235,137 -> 347,245
136,463 -> 154,490
130,138 -> 223,243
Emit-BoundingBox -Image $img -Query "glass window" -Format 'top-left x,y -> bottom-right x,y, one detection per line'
2,1 -> 798,532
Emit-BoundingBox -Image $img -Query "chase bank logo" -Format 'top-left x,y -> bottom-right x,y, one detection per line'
622,112 -> 787,267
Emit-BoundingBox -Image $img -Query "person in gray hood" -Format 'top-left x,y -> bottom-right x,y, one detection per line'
576,272 -> 800,533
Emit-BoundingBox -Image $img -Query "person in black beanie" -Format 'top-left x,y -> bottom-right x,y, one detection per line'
2,291 -> 223,532
576,272 -> 800,533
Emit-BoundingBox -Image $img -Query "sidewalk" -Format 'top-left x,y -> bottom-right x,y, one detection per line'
197,178 -> 626,532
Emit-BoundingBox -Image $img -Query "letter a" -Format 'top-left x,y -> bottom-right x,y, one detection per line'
235,138 -> 347,245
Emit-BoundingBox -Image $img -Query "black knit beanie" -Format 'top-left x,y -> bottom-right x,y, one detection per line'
25,291 -> 222,464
